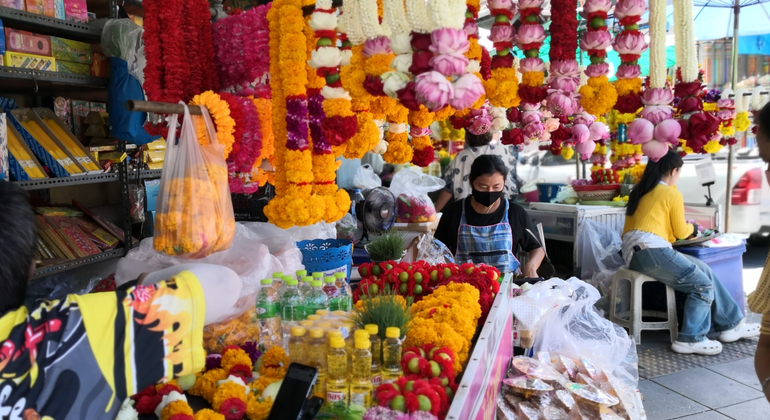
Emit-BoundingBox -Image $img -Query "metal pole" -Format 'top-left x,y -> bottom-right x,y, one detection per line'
725,0 -> 740,232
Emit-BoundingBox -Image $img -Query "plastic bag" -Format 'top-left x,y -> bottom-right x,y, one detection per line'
353,164 -> 382,189
533,278 -> 639,390
578,220 -> 626,314
511,279 -> 575,348
336,213 -> 360,242
553,185 -> 578,204
153,104 -> 231,258
128,184 -> 145,223
239,222 -> 305,274
101,19 -> 145,84
415,234 -> 455,264
390,169 -> 445,223
199,107 -> 236,251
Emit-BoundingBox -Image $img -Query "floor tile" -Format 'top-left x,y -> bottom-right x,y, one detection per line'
673,411 -> 732,419
706,358 -> 762,390
639,380 -> 708,420
717,397 -> 770,420
652,368 -> 763,409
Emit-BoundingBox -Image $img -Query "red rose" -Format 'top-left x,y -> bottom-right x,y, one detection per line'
228,364 -> 253,380
135,395 -> 162,415
550,126 -> 572,143
615,94 -> 642,114
678,119 -> 690,139
501,128 -> 524,145
220,398 -> 247,420
409,51 -> 434,75
131,385 -> 156,402
412,145 -> 435,167
397,82 -> 421,111
518,85 -> 548,105
480,48 -> 492,80
686,135 -> 709,153
688,112 -> 720,137
410,32 -> 433,51
322,115 -> 358,146
491,53 -> 514,70
674,81 -> 702,98
363,74 -> 386,97
678,95 -> 703,114
506,107 -> 520,123
156,384 -> 182,396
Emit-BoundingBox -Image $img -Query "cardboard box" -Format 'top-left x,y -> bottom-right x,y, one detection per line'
71,100 -> 89,141
3,51 -> 55,71
90,52 -> 109,77
0,0 -> 25,10
50,37 -> 91,64
54,0 -> 64,19
56,60 -> 89,75
53,97 -> 72,131
4,29 -> 52,57
63,0 -> 87,23
33,107 -> 102,174
25,0 -> 55,17
0,97 -> 18,112
7,121 -> 48,181
9,109 -> 83,177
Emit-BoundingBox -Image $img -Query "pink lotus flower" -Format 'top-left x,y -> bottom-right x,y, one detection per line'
410,126 -> 432,137
640,105 -> 673,125
464,21 -> 478,37
641,88 -> 674,105
488,0 -> 512,9
519,57 -> 546,73
642,139 -> 670,162
580,30 -> 612,51
717,108 -> 737,121
546,90 -> 579,116
523,122 -> 545,139
612,32 -> 648,56
544,118 -> 560,132
514,24 -> 545,47
616,64 -> 642,80
521,110 -> 542,125
614,0 -> 646,19
519,0 -> 545,8
450,73 -> 485,110
363,36 -> 392,57
430,53 -> 469,76
582,0 -> 612,14
571,124 -> 590,144
550,60 -> 580,77
414,71 -> 454,111
572,112 -> 596,127
430,28 -> 470,55
549,77 -> 580,93
576,139 -> 596,160
654,119 -> 682,145
628,118 -> 654,144
520,102 -> 541,112
589,122 -> 609,140
717,98 -> 734,109
585,63 -> 610,78
490,25 -> 515,43
548,60 -> 581,92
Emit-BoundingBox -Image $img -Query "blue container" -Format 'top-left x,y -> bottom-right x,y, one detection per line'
297,239 -> 353,279
537,183 -> 566,203
677,241 -> 747,315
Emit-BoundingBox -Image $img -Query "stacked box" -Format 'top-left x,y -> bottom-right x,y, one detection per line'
0,114 -> 6,181
9,110 -> 80,177
90,53 -> 109,77
63,0 -> 87,23
56,60 -> 89,75
71,100 -> 89,141
33,107 -> 102,173
1,0 -> 25,10
7,119 -> 47,180
25,0 -> 55,17
50,36 -> 91,64
3,51 -> 55,71
4,29 -> 52,56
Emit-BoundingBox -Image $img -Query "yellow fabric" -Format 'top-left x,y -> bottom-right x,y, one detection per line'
748,253 -> 770,334
622,184 -> 694,243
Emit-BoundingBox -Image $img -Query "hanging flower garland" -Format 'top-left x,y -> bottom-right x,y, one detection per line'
190,91 -> 236,158
212,5 -> 271,97
612,0 -> 646,115
483,0 -> 520,109
463,0 -> 486,105
577,0 -> 617,116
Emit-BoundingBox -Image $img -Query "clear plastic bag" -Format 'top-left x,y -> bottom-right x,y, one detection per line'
578,219 -> 626,314
101,19 -> 145,84
128,184 -> 145,223
415,234 -> 455,264
336,213 -> 360,242
511,279 -> 575,348
390,169 -> 445,223
353,164 -> 382,189
199,107 -> 236,252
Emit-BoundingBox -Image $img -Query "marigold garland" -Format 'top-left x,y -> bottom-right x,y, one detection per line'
190,91 -> 236,158
578,0 -> 617,115
221,349 -> 253,373
161,400 -> 194,420
484,68 -> 520,109
194,409 -> 226,420
212,382 -> 248,412
246,395 -> 274,420
578,76 -> 618,116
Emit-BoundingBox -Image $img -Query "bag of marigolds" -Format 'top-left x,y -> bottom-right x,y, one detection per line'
198,106 -> 235,251
153,103 -> 233,258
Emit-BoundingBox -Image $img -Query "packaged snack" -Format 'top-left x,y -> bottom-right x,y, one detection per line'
25,0 -> 55,17
4,28 -> 52,56
56,60 -> 90,75
3,51 -> 55,71
203,308 -> 260,354
89,102 -> 106,113
63,0 -> 87,23
50,36 -> 91,64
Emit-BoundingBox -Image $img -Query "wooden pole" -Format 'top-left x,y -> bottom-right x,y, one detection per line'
125,100 -> 204,115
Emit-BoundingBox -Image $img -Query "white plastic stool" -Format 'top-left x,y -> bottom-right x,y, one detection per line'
609,266 -> 678,345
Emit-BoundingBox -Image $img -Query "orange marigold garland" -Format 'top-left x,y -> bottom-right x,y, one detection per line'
409,106 -> 436,166
484,0 -> 521,109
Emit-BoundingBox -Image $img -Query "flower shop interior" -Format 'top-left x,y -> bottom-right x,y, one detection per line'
1,0 -> 769,419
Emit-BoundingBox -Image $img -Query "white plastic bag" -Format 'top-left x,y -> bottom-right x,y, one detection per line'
354,164 -> 382,189
101,19 -> 145,84
390,169 -> 445,223
579,219 -> 625,295
511,279 -> 575,348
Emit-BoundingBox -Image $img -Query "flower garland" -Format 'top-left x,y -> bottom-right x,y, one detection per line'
577,0 -> 617,116
212,5 -> 271,97
484,0 -> 520,109
462,0 -> 486,108
190,91 -> 236,159
410,107 -> 436,166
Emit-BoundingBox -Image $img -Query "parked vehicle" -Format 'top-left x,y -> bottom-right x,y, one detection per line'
516,147 -> 770,242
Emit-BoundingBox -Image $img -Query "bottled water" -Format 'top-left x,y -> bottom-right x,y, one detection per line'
323,276 -> 343,311
334,272 -> 353,311
305,280 -> 330,317
280,279 -> 305,343
256,278 -> 283,350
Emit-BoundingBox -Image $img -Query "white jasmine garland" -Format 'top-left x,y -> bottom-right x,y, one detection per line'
734,88 -> 749,112
465,60 -> 480,74
116,398 -> 138,420
321,85 -> 353,99
406,0 -> 434,33
428,0 -> 450,30
343,0 -> 367,46
673,0 -> 697,81
391,33 -> 413,55
648,0 -> 666,88
752,87 -> 769,110
358,0 -> 386,40
309,47 -> 342,68
383,0 -> 411,35
447,0 -> 467,29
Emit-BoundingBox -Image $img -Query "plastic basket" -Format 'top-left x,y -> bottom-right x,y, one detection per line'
573,184 -> 620,201
297,238 -> 353,278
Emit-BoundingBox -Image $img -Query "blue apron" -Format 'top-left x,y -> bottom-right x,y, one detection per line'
455,198 -> 520,274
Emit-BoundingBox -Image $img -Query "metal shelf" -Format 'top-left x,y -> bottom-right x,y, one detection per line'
32,248 -> 125,279
0,6 -> 102,42
0,66 -> 109,100
14,173 -> 119,190
138,169 -> 162,180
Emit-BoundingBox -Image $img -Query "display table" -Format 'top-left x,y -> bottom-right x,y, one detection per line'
677,241 -> 747,314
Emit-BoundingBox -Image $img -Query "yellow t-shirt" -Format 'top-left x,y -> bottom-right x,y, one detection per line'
0,272 -> 205,419
622,184 -> 694,243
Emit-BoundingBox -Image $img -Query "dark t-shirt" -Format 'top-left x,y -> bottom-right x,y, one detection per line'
435,198 -> 542,256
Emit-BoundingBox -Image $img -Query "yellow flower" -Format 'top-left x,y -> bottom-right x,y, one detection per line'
679,139 -> 694,155
161,401 -> 193,420
521,71 -> 544,87
221,349 -> 253,373
405,318 -> 467,373
408,106 -> 435,128
195,409 -> 226,420
613,78 -> 642,97
735,111 -> 750,132
383,132 -> 413,164
190,91 -> 236,158
212,381 -> 248,412
484,68 -> 520,109
259,347 -> 290,378
720,123 -> 735,137
247,395 -> 274,420
434,106 -> 455,121
466,38 -> 482,61
703,140 -> 723,154
702,103 -> 718,112
579,76 -> 618,116
344,112 -> 380,159
561,146 -> 575,160
250,376 -> 280,395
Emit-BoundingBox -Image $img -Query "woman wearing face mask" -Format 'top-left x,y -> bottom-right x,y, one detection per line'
748,102 -> 770,401
434,154 -> 545,276
622,150 -> 759,356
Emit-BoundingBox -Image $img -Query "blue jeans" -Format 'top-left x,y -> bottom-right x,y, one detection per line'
629,247 -> 743,343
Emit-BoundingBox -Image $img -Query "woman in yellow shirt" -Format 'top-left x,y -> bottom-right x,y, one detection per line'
622,150 -> 758,355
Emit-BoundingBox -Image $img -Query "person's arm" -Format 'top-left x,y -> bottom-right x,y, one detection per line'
669,190 -> 695,240
523,247 -> 545,278
435,189 -> 453,213
512,203 -> 545,277
434,202 -> 457,255
757,326 -> 770,401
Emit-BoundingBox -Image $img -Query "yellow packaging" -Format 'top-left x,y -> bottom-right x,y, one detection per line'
34,108 -> 101,172
3,52 -> 56,71
20,120 -> 82,174
7,126 -> 47,179
147,161 -> 164,170
146,150 -> 165,163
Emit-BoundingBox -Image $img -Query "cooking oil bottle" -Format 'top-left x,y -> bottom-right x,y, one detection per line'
326,336 -> 349,405
306,328 -> 327,398
350,337 -> 373,408
288,326 -> 307,365
382,327 -> 403,384
365,324 -> 382,388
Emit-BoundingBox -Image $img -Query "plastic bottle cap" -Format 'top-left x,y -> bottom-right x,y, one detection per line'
312,272 -> 324,279
354,330 -> 370,341
355,339 -> 371,349
328,330 -> 343,339
272,272 -> 284,279
316,310 -> 329,316
260,279 -> 273,285
332,311 -> 348,316
386,327 -> 400,338
282,275 -> 294,282
309,328 -> 325,338
300,320 -> 315,327
330,337 -> 345,348
317,321 -> 332,329
324,277 -> 336,283
365,324 -> 379,335
286,279 -> 299,286
311,280 -> 323,287
296,270 -> 308,277
291,326 -> 307,337
301,276 -> 313,282
334,272 -> 346,279
307,315 -> 322,321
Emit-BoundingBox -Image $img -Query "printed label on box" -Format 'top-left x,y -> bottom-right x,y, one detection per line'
5,29 -> 52,56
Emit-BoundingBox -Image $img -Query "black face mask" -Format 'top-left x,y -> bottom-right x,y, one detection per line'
472,188 -> 503,207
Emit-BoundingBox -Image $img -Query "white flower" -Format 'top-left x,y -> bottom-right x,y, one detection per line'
383,0 -> 411,35
321,85 -> 352,100
343,0 -> 367,45
390,53 -> 413,74
388,122 -> 408,133
382,71 -> 410,97
491,117 -> 509,131
340,49 -> 353,66
406,0 -> 434,33
647,0 -> 667,88
490,106 -> 507,119
465,60 -> 480,74
373,139 -> 389,154
310,12 -> 337,32
391,33 -> 413,55
309,47 -> 341,69
116,398 -> 138,420
359,0 -> 389,39
154,391 -> 187,418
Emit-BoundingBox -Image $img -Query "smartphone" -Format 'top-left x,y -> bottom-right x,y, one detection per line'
266,363 -> 319,420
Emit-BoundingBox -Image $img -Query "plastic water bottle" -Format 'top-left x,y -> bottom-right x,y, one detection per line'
334,272 -> 353,311
279,275 -> 293,297
280,279 -> 305,342
256,278 -> 283,350
305,280 -> 330,317
271,272 -> 284,291
299,275 -> 313,295
323,276 -> 343,311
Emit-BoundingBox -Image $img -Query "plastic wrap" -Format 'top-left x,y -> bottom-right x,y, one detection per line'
336,213 -> 359,242
353,164 -> 382,189
100,19 -> 145,84
415,234 -> 455,264
199,108 -> 236,252
389,169 -> 445,223
203,307 -> 259,354
128,184 -> 145,223
578,219 -> 626,315
511,279 -> 575,348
